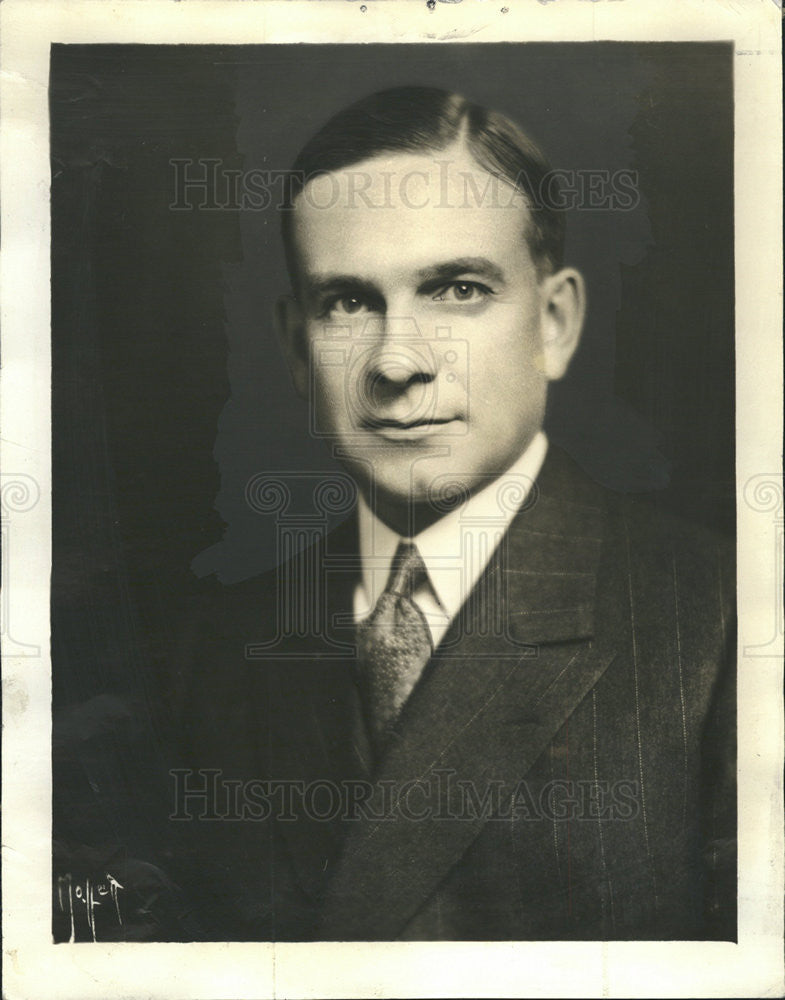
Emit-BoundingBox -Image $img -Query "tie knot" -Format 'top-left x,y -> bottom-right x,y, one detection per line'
385,541 -> 428,600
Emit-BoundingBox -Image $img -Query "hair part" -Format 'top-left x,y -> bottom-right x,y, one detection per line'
280,86 -> 566,291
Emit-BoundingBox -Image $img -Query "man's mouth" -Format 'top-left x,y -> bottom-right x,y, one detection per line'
362,417 -> 459,440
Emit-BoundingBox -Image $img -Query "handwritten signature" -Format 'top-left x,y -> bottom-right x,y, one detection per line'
56,872 -> 124,942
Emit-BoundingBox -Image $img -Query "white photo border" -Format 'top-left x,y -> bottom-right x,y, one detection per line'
1,1 -> 782,998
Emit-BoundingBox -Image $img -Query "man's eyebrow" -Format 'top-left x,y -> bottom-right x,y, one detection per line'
301,258 -> 508,299
301,274 -> 381,299
414,258 -> 507,286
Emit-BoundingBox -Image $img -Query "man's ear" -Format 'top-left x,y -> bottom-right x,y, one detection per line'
538,267 -> 586,381
274,294 -> 310,399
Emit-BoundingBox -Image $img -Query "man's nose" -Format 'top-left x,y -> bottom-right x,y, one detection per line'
361,315 -> 439,393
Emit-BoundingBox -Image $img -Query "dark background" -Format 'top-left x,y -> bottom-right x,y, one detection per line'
50,44 -> 734,897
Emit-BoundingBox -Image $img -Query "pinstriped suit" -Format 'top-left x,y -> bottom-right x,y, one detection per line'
175,446 -> 736,941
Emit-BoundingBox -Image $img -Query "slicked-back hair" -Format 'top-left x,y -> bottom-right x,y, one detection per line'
280,86 -> 566,292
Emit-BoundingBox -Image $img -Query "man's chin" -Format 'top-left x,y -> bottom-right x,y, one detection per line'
354,475 -> 479,536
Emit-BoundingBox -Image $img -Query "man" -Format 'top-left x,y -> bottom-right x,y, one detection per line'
173,87 -> 736,941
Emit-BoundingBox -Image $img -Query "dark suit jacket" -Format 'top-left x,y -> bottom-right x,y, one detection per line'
170,447 -> 736,941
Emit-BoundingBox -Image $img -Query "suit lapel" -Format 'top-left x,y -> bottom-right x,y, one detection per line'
319,448 -> 616,939
261,516 -> 373,902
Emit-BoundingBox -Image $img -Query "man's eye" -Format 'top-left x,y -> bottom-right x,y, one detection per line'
432,281 -> 492,303
327,296 -> 369,316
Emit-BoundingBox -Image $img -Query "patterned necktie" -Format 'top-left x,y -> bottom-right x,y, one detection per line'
356,541 -> 434,755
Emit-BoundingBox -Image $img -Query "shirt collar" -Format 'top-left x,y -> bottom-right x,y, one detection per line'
356,431 -> 548,622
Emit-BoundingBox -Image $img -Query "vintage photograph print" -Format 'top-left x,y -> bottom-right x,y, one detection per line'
49,42 -> 739,945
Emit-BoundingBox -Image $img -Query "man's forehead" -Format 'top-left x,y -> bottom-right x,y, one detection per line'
291,144 -> 534,278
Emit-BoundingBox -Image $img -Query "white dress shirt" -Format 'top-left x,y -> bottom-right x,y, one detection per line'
354,430 -> 548,649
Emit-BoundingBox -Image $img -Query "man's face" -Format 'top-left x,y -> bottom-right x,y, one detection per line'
283,144 -> 579,528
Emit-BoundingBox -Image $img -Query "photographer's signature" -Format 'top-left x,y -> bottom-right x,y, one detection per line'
56,872 -> 123,942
